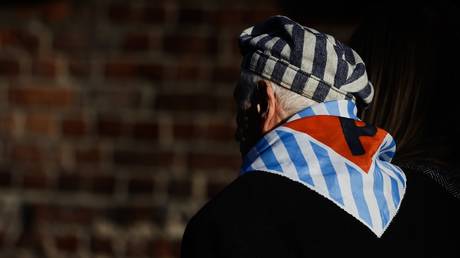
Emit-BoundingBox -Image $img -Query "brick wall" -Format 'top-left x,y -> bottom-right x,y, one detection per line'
0,0 -> 357,257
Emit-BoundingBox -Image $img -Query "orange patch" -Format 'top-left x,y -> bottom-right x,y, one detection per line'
284,116 -> 387,173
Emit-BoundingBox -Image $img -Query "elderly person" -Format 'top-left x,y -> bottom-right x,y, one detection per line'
181,16 -> 408,257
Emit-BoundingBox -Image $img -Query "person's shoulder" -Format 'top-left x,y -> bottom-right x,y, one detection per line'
393,165 -> 460,225
181,171 -> 276,257
181,171 -> 396,257
187,171 -> 269,221
392,164 -> 460,256
184,169 -> 363,231
184,170 -> 304,228
403,165 -> 460,203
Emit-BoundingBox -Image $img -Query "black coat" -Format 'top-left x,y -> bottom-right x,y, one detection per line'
181,164 -> 460,258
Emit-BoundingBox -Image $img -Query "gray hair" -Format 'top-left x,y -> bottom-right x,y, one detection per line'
238,70 -> 317,119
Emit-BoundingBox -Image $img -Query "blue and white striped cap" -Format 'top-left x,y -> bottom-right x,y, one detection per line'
239,15 -> 374,105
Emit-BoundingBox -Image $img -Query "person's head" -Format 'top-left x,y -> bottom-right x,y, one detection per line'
350,4 -> 460,168
234,70 -> 316,155
235,15 -> 374,156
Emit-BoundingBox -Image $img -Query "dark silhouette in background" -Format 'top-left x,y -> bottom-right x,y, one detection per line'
351,4 -> 460,168
350,4 -> 460,254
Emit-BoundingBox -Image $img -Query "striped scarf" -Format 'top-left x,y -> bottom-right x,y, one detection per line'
240,100 -> 407,237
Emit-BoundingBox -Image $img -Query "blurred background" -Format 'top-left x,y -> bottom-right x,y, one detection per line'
0,0 -> 367,257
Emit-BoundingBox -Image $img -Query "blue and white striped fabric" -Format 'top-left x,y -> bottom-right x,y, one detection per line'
239,15 -> 374,105
240,100 -> 407,237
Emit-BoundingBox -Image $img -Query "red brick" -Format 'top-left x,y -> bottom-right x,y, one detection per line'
104,61 -> 136,78
163,35 -> 217,56
9,87 -> 75,108
57,174 -> 84,192
31,58 -> 57,78
168,179 -> 192,198
0,58 -> 20,77
151,34 -> 161,51
104,61 -> 163,80
205,121 -> 236,141
126,239 -> 151,257
34,204 -> 95,224
107,3 -> 134,23
141,6 -> 167,24
25,113 -> 56,136
14,1 -> 71,21
55,235 -> 79,252
0,29 -> 39,54
0,113 -> 16,137
171,240 -> 182,258
11,144 -> 42,163
172,63 -> 208,81
173,122 -> 198,139
155,93 -> 223,111
212,65 -> 239,83
15,228 -> 39,249
113,150 -> 174,167
178,8 -> 208,24
243,8 -> 279,24
75,148 -> 100,164
68,60 -> 91,78
91,236 -> 113,254
128,177 -> 155,195
211,9 -> 245,27
212,7 -> 278,28
106,205 -> 156,224
90,175 -> 115,195
132,121 -> 159,140
108,4 -> 166,24
230,37 -> 241,57
90,88 -> 142,109
53,32 -> 89,53
122,33 -> 150,51
152,239 -> 180,258
61,118 -> 88,136
177,120 -> 234,143
138,63 -> 164,80
42,1 -> 71,21
22,171 -> 50,190
0,171 -> 12,187
97,117 -> 127,137
188,153 -> 241,170
15,6 -> 40,19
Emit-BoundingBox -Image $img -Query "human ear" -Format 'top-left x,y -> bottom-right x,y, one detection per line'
257,80 -> 277,134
